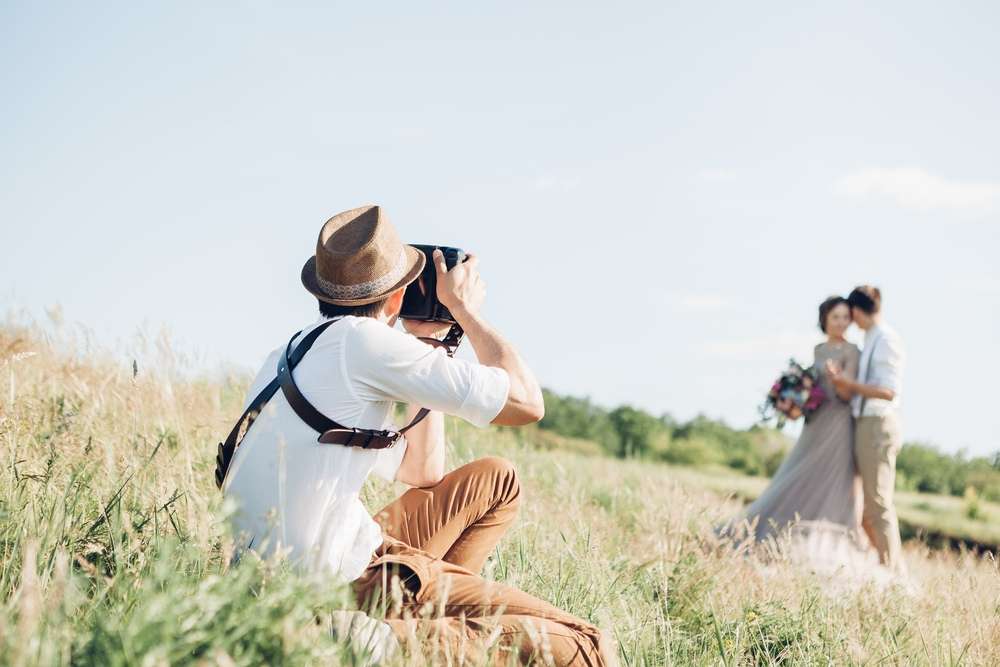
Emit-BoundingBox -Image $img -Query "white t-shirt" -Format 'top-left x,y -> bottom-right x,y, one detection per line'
223,315 -> 510,581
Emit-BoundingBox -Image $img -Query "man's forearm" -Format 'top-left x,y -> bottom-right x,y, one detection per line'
844,379 -> 895,401
453,306 -> 510,366
452,306 -> 544,425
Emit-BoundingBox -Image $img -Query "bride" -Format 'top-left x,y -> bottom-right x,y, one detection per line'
733,296 -> 867,553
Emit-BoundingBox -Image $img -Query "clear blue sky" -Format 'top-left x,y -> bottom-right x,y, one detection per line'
2,1 -> 998,455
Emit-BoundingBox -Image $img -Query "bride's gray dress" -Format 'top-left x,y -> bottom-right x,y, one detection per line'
744,342 -> 863,544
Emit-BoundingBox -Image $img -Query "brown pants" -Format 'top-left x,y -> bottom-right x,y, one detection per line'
354,457 -> 613,666
855,414 -> 904,570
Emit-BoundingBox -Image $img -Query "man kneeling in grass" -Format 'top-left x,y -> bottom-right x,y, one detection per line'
220,205 -> 614,666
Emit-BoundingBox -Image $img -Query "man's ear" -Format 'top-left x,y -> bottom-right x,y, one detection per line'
384,287 -> 406,317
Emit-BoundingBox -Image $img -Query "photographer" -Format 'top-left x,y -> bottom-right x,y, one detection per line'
220,205 -> 613,666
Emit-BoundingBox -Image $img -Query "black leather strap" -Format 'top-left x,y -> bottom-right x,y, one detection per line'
278,332 -> 340,434
215,319 -> 343,488
215,374 -> 281,488
418,323 -> 464,358
215,319 -> 464,489
278,323 -> 435,449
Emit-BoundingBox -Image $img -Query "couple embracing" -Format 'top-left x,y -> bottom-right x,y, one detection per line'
740,287 -> 906,575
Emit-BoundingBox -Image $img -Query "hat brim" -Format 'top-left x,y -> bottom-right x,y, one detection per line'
301,245 -> 426,306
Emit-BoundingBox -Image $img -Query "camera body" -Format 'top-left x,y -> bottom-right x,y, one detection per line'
400,245 -> 467,323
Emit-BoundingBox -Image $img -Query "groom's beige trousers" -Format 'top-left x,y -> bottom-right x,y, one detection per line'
855,414 -> 904,570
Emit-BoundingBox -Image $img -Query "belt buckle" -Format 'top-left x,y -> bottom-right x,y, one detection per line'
377,429 -> 400,448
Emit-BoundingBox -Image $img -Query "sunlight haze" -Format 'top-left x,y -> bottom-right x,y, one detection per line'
2,1 -> 998,454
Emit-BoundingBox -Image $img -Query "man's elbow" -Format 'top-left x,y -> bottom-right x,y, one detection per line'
411,473 -> 444,488
492,399 -> 545,426
514,386 -> 545,424
400,469 -> 444,488
519,397 -> 546,425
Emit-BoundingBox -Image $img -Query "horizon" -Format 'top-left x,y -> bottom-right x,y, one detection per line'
5,306 -> 991,461
2,1 -> 998,455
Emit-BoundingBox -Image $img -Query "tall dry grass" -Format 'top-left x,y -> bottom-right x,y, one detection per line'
1,316 -> 999,665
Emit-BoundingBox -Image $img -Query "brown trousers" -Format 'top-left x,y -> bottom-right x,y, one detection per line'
354,457 -> 613,666
855,414 -> 904,570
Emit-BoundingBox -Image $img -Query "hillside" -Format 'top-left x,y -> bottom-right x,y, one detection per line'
539,390 -> 1000,549
1,320 -> 999,665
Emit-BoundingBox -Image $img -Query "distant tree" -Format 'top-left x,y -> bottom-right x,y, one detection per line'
672,415 -> 763,474
896,442 -> 956,494
608,406 -> 661,458
539,389 -> 618,454
658,412 -> 678,431
537,389 -> 1000,499
895,442 -> 1000,499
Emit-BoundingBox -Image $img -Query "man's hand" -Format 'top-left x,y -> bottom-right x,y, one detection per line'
434,249 -> 485,317
830,373 -> 851,392
827,361 -> 850,390
825,359 -> 855,401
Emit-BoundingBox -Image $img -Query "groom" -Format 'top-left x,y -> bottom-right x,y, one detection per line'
829,285 -> 906,571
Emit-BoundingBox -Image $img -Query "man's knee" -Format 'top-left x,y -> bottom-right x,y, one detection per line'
863,497 -> 896,526
466,456 -> 521,508
542,625 -> 613,667
864,488 -> 892,511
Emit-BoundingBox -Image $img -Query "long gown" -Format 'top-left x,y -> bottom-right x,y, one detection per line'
721,342 -> 903,588
743,341 -> 863,543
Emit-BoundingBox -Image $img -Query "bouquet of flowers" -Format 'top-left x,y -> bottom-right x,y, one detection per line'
760,359 -> 826,427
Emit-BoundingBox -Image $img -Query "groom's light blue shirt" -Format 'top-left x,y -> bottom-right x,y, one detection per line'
853,323 -> 904,418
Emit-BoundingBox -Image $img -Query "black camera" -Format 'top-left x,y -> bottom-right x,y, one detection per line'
400,245 -> 467,323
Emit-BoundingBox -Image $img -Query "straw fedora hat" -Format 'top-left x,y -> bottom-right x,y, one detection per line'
301,205 -> 425,306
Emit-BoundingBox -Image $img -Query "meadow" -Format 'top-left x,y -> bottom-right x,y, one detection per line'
2,318 -> 998,666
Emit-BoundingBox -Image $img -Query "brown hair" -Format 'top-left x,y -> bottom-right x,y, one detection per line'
847,285 -> 881,315
319,296 -> 390,319
818,296 -> 850,333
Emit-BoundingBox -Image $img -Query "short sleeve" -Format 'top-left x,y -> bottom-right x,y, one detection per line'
873,335 -> 904,393
345,319 -> 510,428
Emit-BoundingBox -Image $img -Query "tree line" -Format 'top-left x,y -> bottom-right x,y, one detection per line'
538,388 -> 1000,502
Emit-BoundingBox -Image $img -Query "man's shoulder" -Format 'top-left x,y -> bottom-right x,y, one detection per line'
245,345 -> 284,408
874,323 -> 905,360
347,316 -> 411,342
343,316 -> 430,360
879,323 -> 903,344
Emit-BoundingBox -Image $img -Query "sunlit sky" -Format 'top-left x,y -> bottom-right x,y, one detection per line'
3,2 -> 998,455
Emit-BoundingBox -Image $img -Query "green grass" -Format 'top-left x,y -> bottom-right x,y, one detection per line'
2,319 -> 999,665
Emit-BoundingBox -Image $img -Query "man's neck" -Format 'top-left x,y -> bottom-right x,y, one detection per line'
863,318 -> 883,339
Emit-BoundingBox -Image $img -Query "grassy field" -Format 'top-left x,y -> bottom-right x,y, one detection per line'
663,465 -> 1000,549
2,320 -> 999,665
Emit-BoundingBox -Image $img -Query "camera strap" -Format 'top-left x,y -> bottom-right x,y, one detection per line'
417,323 -> 464,358
215,319 -> 465,489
